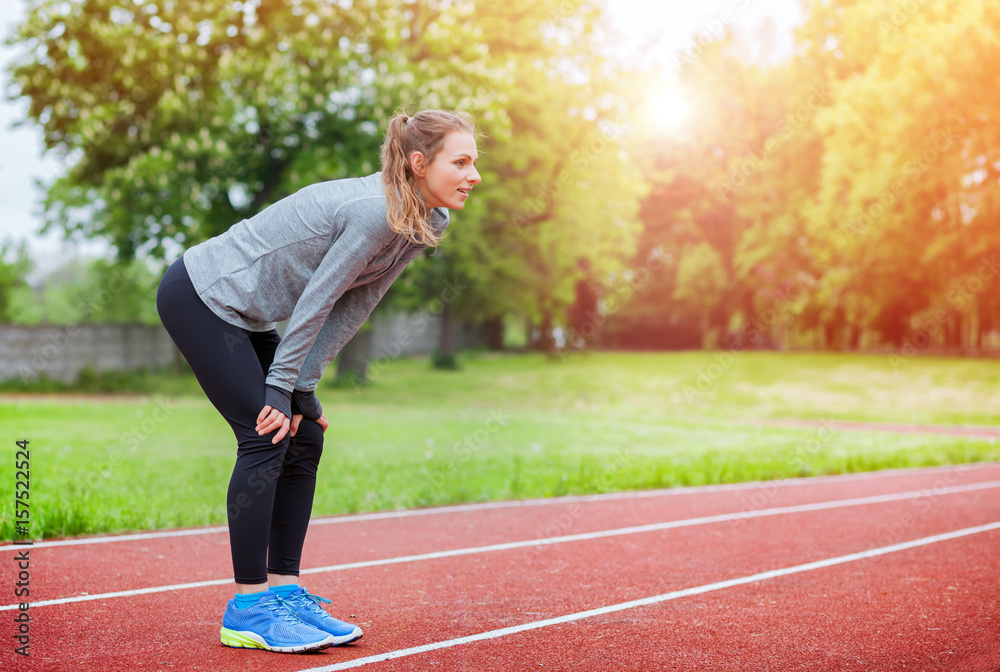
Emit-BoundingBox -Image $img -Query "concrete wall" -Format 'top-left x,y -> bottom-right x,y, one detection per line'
0,312 -> 483,383
369,310 -> 484,359
0,323 -> 178,383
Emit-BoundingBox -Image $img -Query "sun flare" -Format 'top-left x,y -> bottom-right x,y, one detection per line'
645,83 -> 693,134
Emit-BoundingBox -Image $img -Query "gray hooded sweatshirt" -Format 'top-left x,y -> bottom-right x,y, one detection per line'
182,172 -> 448,420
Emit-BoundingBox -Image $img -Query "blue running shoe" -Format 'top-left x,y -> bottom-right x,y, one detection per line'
220,590 -> 337,653
281,588 -> 363,645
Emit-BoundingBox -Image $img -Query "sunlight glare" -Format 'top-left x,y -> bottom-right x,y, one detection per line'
645,84 -> 693,135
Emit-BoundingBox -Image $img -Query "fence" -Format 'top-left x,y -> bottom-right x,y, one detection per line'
0,312 -> 484,383
0,323 -> 177,383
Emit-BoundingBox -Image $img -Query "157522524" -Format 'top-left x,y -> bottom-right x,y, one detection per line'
14,438 -> 31,657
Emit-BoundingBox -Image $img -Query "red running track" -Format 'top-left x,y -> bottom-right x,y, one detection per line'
2,463 -> 999,671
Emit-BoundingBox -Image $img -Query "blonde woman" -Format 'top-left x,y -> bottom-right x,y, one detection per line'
156,110 -> 481,653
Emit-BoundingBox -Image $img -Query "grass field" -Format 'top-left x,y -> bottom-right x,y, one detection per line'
3,350 -> 1000,541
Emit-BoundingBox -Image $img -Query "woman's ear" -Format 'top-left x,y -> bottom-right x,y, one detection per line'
409,151 -> 426,178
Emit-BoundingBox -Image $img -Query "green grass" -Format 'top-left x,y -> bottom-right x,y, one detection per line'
3,350 -> 1000,541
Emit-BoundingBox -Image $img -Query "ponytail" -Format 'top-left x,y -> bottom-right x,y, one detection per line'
380,108 -> 477,247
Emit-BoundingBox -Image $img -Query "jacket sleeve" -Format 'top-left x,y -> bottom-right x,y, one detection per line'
292,244 -> 426,392
264,220 -> 393,399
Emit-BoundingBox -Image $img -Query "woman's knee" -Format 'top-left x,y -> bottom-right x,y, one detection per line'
285,418 -> 324,467
234,432 -> 291,472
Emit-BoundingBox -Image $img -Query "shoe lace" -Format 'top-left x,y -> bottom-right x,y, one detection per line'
260,595 -> 303,624
287,590 -> 332,615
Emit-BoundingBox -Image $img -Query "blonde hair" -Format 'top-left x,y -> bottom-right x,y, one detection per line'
380,108 -> 477,247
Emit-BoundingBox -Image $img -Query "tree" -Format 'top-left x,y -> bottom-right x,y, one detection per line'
8,0 -> 422,259
609,39 -> 787,349
608,0 -> 1000,353
444,0 -> 646,355
799,0 -> 1000,348
0,240 -> 32,322
6,255 -> 161,325
8,0 -> 647,363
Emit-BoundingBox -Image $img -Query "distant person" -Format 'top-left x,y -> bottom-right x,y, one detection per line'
156,109 -> 481,653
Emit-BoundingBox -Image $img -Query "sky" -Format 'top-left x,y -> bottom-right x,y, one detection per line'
0,0 -> 804,277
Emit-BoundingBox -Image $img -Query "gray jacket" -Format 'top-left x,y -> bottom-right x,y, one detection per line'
182,172 -> 448,419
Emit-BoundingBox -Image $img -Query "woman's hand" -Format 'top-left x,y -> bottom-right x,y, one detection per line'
289,411 -> 329,437
256,405 -> 291,444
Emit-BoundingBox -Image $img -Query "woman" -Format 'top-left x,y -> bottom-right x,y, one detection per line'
155,109 -> 481,653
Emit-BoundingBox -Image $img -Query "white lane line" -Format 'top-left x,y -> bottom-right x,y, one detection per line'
3,462 -> 997,552
3,479 -> 997,612
295,521 -> 1000,671
0,525 -> 233,550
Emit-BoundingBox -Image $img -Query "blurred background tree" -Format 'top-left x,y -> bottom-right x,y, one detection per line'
6,0 -> 647,361
605,0 -> 1000,352
6,0 -> 1000,354
6,255 -> 160,325
0,239 -> 32,322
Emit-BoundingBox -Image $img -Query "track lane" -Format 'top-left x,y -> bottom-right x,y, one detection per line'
337,526 -> 998,672
7,462 -> 995,555
9,464 -> 1000,605
2,466 -> 996,671
294,524 -> 1000,672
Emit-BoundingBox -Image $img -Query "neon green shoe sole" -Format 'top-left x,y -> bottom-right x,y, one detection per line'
220,626 -> 335,653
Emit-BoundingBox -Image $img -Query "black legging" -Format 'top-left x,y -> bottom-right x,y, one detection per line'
156,256 -> 323,584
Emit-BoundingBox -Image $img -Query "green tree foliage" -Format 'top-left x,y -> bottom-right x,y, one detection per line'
610,0 -> 1000,352
802,0 -> 1000,348
24,0 -> 998,353
0,240 -> 33,322
7,256 -> 161,325
608,40 -> 785,349
8,0 -> 434,258
452,14 -> 647,350
7,0 -> 646,352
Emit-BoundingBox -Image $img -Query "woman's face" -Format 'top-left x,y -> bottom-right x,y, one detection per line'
411,131 -> 482,210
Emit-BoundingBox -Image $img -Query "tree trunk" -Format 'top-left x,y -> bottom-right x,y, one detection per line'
537,310 -> 557,356
439,300 -> 454,355
823,321 -> 837,350
567,260 -> 600,349
482,316 -> 505,350
945,312 -> 962,349
432,301 -> 459,369
847,324 -> 862,350
336,329 -> 372,385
